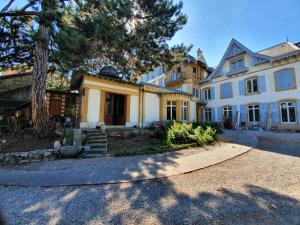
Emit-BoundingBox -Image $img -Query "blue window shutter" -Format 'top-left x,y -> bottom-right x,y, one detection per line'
270,102 -> 280,124
210,87 -> 215,100
297,100 -> 300,124
239,80 -> 245,95
258,75 -> 266,92
220,82 -> 233,98
217,107 -> 223,122
211,107 -> 215,121
275,69 -> 295,91
240,105 -> 247,122
260,103 -> 268,124
232,105 -> 237,125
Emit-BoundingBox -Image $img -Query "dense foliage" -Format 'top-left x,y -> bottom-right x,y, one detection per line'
166,121 -> 218,146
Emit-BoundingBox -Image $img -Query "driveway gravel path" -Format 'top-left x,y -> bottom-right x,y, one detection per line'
0,131 -> 300,225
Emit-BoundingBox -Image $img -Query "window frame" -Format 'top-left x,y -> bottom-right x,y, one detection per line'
230,57 -> 245,73
280,101 -> 297,123
223,106 -> 232,120
167,101 -> 177,121
204,88 -> 211,101
204,108 -> 212,122
247,104 -> 260,123
181,101 -> 188,121
245,77 -> 259,95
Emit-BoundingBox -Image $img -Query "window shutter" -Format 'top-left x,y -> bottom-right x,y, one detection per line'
232,105 -> 237,125
297,100 -> 300,124
238,80 -> 245,95
211,107 -> 215,121
270,102 -> 279,124
240,105 -> 247,122
217,107 -> 223,122
275,69 -> 295,91
260,103 -> 268,124
258,75 -> 266,92
210,87 -> 215,100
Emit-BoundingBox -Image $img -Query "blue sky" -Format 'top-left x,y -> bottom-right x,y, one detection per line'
169,0 -> 300,67
1,0 -> 299,67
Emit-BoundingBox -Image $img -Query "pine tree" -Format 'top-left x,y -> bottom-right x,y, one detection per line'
0,0 -> 189,137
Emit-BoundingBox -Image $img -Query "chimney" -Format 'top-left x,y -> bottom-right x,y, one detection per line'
197,48 -> 203,59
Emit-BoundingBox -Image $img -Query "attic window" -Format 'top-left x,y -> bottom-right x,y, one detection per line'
231,58 -> 244,72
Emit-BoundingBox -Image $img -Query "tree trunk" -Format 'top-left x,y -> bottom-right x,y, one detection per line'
32,23 -> 49,138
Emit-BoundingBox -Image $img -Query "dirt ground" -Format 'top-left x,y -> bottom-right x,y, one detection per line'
0,133 -> 59,153
107,134 -> 161,153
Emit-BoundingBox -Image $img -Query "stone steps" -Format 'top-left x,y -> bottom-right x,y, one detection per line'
84,130 -> 108,155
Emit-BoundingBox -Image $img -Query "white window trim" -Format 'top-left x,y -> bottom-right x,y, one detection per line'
167,101 -> 176,120
280,101 -> 297,123
204,108 -> 211,122
246,78 -> 259,94
247,104 -> 260,123
223,106 -> 232,119
204,88 -> 211,101
181,101 -> 188,121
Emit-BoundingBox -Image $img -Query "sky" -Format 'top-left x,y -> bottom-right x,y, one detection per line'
1,0 -> 300,67
169,0 -> 300,67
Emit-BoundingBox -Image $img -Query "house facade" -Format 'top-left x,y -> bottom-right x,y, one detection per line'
79,74 -> 200,128
199,39 -> 300,130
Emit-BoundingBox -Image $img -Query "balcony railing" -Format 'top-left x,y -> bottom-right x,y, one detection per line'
165,72 -> 187,84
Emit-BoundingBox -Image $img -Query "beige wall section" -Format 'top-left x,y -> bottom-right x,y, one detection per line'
81,88 -> 89,123
160,94 -> 190,121
99,90 -> 105,123
126,94 -> 131,123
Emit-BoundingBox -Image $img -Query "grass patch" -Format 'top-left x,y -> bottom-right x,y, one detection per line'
114,143 -> 196,157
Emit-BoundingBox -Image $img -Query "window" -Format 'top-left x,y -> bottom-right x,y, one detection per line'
248,104 -> 260,122
167,101 -> 176,120
204,88 -> 211,100
246,78 -> 258,94
231,58 -> 244,72
275,68 -> 296,91
192,67 -> 197,76
223,106 -> 232,120
182,101 -> 187,121
280,101 -> 296,123
238,59 -> 244,70
204,108 -> 211,122
172,70 -> 177,81
192,87 -> 200,98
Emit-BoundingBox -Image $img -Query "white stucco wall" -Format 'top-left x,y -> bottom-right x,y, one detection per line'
80,89 -> 101,128
143,92 -> 160,127
189,101 -> 197,122
126,95 -> 139,127
86,89 -> 101,128
202,59 -> 300,126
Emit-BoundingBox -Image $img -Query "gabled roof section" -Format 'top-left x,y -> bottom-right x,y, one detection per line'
257,41 -> 300,57
210,39 -> 270,78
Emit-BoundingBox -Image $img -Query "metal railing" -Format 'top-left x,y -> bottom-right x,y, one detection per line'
164,72 -> 187,84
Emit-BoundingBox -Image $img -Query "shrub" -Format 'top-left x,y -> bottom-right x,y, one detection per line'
166,121 -> 194,145
189,126 -> 217,146
192,121 -> 222,134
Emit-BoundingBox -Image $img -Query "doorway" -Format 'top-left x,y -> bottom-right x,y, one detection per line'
104,93 -> 126,125
49,94 -> 62,116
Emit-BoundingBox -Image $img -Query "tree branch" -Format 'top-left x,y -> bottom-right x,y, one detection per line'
0,11 -> 39,17
0,0 -> 15,13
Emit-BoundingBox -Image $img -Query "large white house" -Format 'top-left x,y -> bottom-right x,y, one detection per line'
200,39 -> 300,130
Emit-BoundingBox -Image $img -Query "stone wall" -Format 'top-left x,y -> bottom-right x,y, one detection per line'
0,149 -> 59,166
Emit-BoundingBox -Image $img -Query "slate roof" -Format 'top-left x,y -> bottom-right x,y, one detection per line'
0,98 -> 30,110
257,42 -> 300,57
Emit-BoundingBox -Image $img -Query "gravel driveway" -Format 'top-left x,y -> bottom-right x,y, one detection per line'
0,131 -> 299,225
